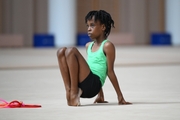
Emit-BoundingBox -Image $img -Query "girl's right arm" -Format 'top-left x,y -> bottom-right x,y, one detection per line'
94,88 -> 108,103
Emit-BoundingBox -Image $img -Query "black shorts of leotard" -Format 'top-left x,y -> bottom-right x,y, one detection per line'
78,71 -> 102,98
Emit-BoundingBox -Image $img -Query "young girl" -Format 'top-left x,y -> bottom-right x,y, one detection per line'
57,10 -> 131,106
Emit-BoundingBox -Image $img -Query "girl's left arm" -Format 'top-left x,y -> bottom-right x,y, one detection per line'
104,42 -> 131,105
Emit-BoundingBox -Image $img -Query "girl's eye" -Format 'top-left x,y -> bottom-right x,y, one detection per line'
91,23 -> 95,26
86,23 -> 95,29
90,24 -> 95,28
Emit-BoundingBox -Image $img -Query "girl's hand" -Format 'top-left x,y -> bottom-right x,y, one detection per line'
118,96 -> 132,105
94,96 -> 108,103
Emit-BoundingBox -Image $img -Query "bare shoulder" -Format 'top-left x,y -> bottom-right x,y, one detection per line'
85,42 -> 92,50
103,41 -> 115,53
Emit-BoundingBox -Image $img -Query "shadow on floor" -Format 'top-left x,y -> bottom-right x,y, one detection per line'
81,101 -> 180,107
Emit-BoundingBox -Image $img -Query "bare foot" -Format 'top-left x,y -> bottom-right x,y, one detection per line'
66,90 -> 71,106
70,88 -> 82,106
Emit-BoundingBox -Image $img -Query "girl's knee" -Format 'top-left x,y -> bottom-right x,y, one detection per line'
57,47 -> 67,58
65,47 -> 77,57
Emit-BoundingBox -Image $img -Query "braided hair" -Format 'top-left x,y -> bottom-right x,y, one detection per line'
85,10 -> 115,38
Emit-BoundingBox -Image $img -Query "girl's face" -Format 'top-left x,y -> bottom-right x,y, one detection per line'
86,17 -> 105,40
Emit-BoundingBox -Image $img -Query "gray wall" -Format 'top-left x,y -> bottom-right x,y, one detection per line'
0,0 -> 165,47
0,0 -> 48,47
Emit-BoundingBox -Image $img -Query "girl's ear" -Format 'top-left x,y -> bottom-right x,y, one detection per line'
101,24 -> 106,31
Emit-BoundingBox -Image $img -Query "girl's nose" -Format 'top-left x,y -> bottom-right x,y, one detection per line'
87,26 -> 91,31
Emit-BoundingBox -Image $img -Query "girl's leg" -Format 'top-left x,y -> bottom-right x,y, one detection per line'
57,47 -> 71,105
65,47 -> 90,106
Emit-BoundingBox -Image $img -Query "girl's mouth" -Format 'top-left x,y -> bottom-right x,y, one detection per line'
88,33 -> 92,37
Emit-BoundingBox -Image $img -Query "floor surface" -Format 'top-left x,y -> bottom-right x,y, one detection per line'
0,46 -> 180,120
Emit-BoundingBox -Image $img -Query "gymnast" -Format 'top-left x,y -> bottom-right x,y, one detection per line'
57,10 -> 131,106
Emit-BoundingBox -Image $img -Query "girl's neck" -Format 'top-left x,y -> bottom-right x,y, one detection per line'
94,40 -> 105,45
94,36 -> 107,45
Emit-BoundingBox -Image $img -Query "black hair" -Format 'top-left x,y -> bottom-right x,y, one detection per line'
85,10 -> 115,38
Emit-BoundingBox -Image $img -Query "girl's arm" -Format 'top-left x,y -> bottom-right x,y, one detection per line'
94,88 -> 108,103
104,42 -> 131,105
